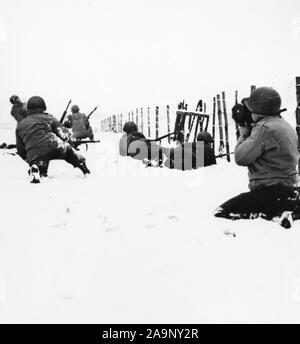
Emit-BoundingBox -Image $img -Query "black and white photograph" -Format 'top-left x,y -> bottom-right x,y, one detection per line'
1,0 -> 300,326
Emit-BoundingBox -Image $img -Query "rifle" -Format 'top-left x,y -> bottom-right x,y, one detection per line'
215,152 -> 234,159
60,99 -> 72,123
87,106 -> 98,120
148,132 -> 175,142
72,140 -> 101,149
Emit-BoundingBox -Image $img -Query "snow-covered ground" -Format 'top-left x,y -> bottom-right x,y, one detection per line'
1,124 -> 300,324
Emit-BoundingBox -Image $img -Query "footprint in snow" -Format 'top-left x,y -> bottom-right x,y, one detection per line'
168,215 -> 180,221
105,226 -> 118,232
224,230 -> 237,238
53,222 -> 67,229
58,295 -> 74,301
100,216 -> 108,224
146,224 -> 156,229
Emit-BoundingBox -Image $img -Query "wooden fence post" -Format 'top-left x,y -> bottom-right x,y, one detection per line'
167,105 -> 171,143
141,108 -> 144,134
212,97 -> 216,151
155,106 -> 159,139
222,92 -> 230,162
147,107 -> 151,138
136,109 -> 139,130
217,95 -> 224,154
109,116 -> 112,131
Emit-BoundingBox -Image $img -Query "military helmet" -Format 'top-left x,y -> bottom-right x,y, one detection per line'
10,95 -> 21,105
71,105 -> 80,113
245,87 -> 282,116
197,131 -> 214,143
123,121 -> 138,134
27,96 -> 47,112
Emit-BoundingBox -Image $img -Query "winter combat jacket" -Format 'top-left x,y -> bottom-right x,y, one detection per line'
64,113 -> 93,140
235,116 -> 299,190
16,112 -> 70,162
119,132 -> 216,169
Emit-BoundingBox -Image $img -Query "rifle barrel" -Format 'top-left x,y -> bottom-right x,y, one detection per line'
88,106 -> 98,119
60,99 -> 72,123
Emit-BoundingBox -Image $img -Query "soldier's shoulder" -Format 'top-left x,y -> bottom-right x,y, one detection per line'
16,115 -> 30,130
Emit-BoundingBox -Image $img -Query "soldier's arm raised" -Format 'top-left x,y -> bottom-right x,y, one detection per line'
235,125 -> 265,166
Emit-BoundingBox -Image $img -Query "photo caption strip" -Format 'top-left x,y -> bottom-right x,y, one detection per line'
100,327 -> 199,342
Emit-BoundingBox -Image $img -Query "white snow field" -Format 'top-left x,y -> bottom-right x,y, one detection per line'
1,124 -> 300,324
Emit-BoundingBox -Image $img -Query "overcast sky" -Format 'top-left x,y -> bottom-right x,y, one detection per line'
1,0 -> 300,123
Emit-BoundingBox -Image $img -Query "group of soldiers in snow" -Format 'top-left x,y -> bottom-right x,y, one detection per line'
119,87 -> 300,228
3,87 -> 300,227
119,122 -> 216,169
7,95 -> 93,183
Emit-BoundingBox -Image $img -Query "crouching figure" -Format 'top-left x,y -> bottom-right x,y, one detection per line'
214,87 -> 300,228
16,96 -> 90,183
63,105 -> 94,141
119,122 -> 163,165
164,131 -> 216,170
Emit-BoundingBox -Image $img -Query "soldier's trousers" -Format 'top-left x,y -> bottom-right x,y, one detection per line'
215,185 -> 300,221
29,145 -> 84,176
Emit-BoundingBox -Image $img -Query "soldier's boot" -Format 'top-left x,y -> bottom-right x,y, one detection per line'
29,164 -> 40,184
78,160 -> 90,175
75,154 -> 91,175
64,146 -> 91,175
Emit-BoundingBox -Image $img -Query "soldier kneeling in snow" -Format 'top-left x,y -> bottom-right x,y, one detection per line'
16,96 -> 90,183
164,131 -> 216,170
63,105 -> 94,141
119,122 -> 163,165
214,87 -> 300,228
